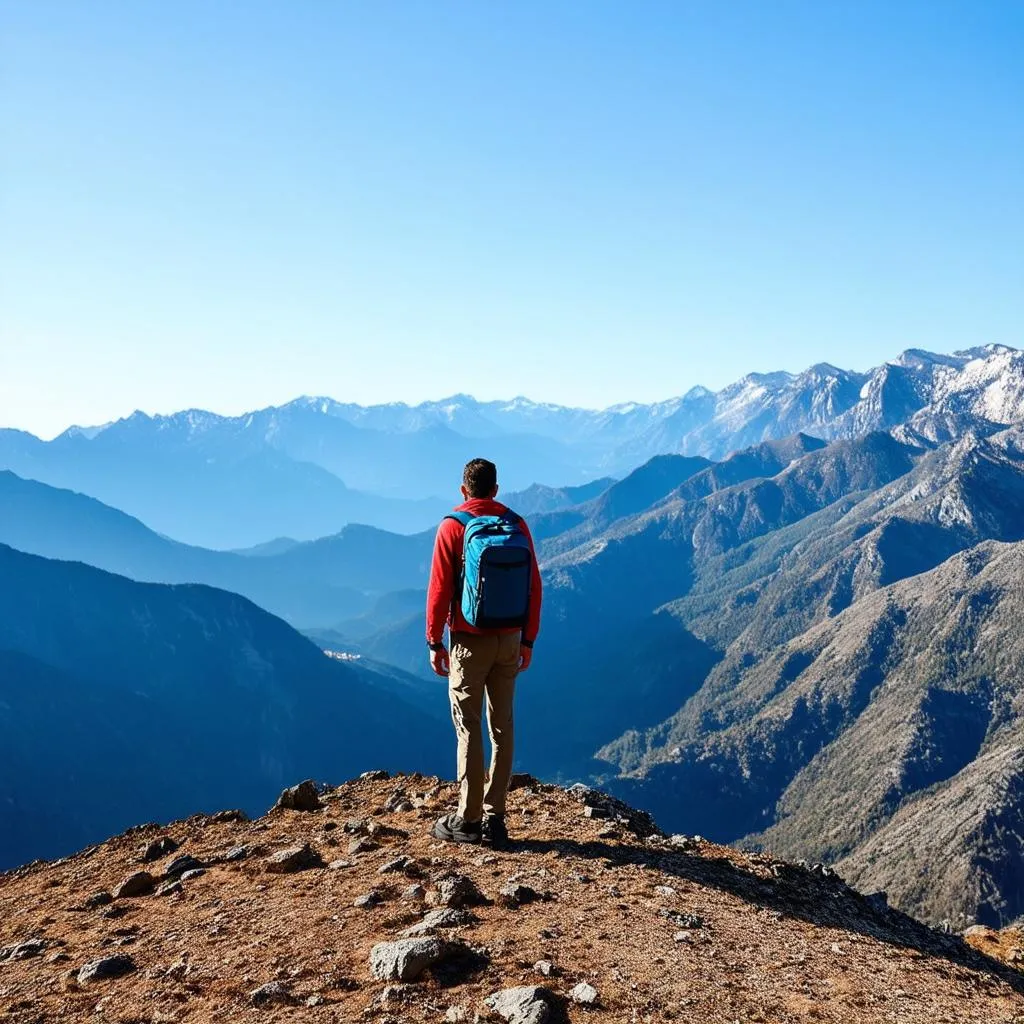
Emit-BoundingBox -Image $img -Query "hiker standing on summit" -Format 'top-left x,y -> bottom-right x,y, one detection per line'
427,458 -> 543,848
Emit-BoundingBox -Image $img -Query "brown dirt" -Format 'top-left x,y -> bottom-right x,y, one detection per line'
1,774 -> 1022,1023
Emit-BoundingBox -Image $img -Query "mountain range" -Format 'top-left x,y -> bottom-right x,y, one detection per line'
3,344 -> 1022,548
4,342 -> 1024,929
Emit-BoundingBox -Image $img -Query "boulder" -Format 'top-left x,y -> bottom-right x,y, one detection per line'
369,937 -> 460,981
84,891 -> 113,910
273,780 -> 322,813
485,986 -> 556,1024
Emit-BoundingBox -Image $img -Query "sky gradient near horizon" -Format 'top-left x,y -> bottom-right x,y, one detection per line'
2,1 -> 1022,438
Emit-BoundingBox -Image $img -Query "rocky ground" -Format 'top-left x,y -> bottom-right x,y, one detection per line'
1,773 -> 1022,1023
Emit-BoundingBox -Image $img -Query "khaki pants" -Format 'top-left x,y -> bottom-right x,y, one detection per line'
448,631 -> 521,822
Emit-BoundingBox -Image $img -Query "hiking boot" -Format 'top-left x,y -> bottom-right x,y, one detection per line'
432,813 -> 482,844
483,813 -> 511,850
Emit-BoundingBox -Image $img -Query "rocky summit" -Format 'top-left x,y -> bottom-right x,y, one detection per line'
1,774 -> 1022,1023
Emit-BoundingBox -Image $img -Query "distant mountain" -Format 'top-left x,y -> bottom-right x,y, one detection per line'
0,471 -> 433,629
0,544 -> 446,868
0,420 -> 448,548
4,345 -> 1022,549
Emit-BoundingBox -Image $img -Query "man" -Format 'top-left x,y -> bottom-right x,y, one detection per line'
427,458 -> 542,848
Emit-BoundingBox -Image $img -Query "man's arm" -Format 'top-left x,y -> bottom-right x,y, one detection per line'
426,520 -> 457,675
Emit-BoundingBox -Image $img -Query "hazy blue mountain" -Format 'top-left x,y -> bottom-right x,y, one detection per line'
0,544 -> 446,868
0,471 -> 433,628
6,345 -> 1022,549
0,417 -> 449,548
500,476 -> 616,516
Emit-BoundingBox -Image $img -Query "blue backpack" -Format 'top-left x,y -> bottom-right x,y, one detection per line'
446,510 -> 533,629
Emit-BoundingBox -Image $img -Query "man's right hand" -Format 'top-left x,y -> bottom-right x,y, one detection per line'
429,647 -> 450,677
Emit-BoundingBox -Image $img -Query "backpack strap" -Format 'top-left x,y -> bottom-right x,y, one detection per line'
442,512 -> 474,626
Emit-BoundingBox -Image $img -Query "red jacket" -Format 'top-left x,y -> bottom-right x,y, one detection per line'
426,498 -> 543,647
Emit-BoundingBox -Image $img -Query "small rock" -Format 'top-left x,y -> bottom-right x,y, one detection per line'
379,855 -> 417,875
570,982 -> 599,1006
210,808 -> 250,824
164,854 -> 204,880
348,837 -> 380,856
8,939 -> 46,960
402,884 -> 426,900
865,891 -> 889,911
113,871 -> 155,899
354,891 -> 383,909
343,818 -> 369,834
508,773 -> 541,790
485,985 -> 555,1024
659,909 -> 704,929
273,780 -> 322,813
328,859 -> 354,871
434,872 -> 485,908
673,930 -> 693,943
140,836 -> 179,862
533,960 -> 555,977
78,955 -> 136,983
47,952 -> 71,964
368,821 -> 410,839
221,846 -> 249,863
668,834 -> 697,851
101,905 -> 129,920
654,885 -> 676,897
180,868 -> 206,881
498,882 -> 542,908
156,880 -> 183,898
306,994 -> 326,1007
360,769 -> 390,781
369,937 -> 459,982
265,843 -> 323,874
250,980 -> 296,1007
445,1005 -> 470,1022
400,907 -> 471,936
84,891 -> 113,910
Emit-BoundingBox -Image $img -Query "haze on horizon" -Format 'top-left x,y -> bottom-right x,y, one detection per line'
2,1 -> 1021,439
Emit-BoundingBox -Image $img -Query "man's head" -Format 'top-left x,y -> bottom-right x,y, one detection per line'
461,458 -> 498,501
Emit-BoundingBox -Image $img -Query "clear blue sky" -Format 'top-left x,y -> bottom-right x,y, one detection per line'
2,1 -> 1021,437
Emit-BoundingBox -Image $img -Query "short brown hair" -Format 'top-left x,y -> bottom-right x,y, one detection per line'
463,458 -> 498,498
